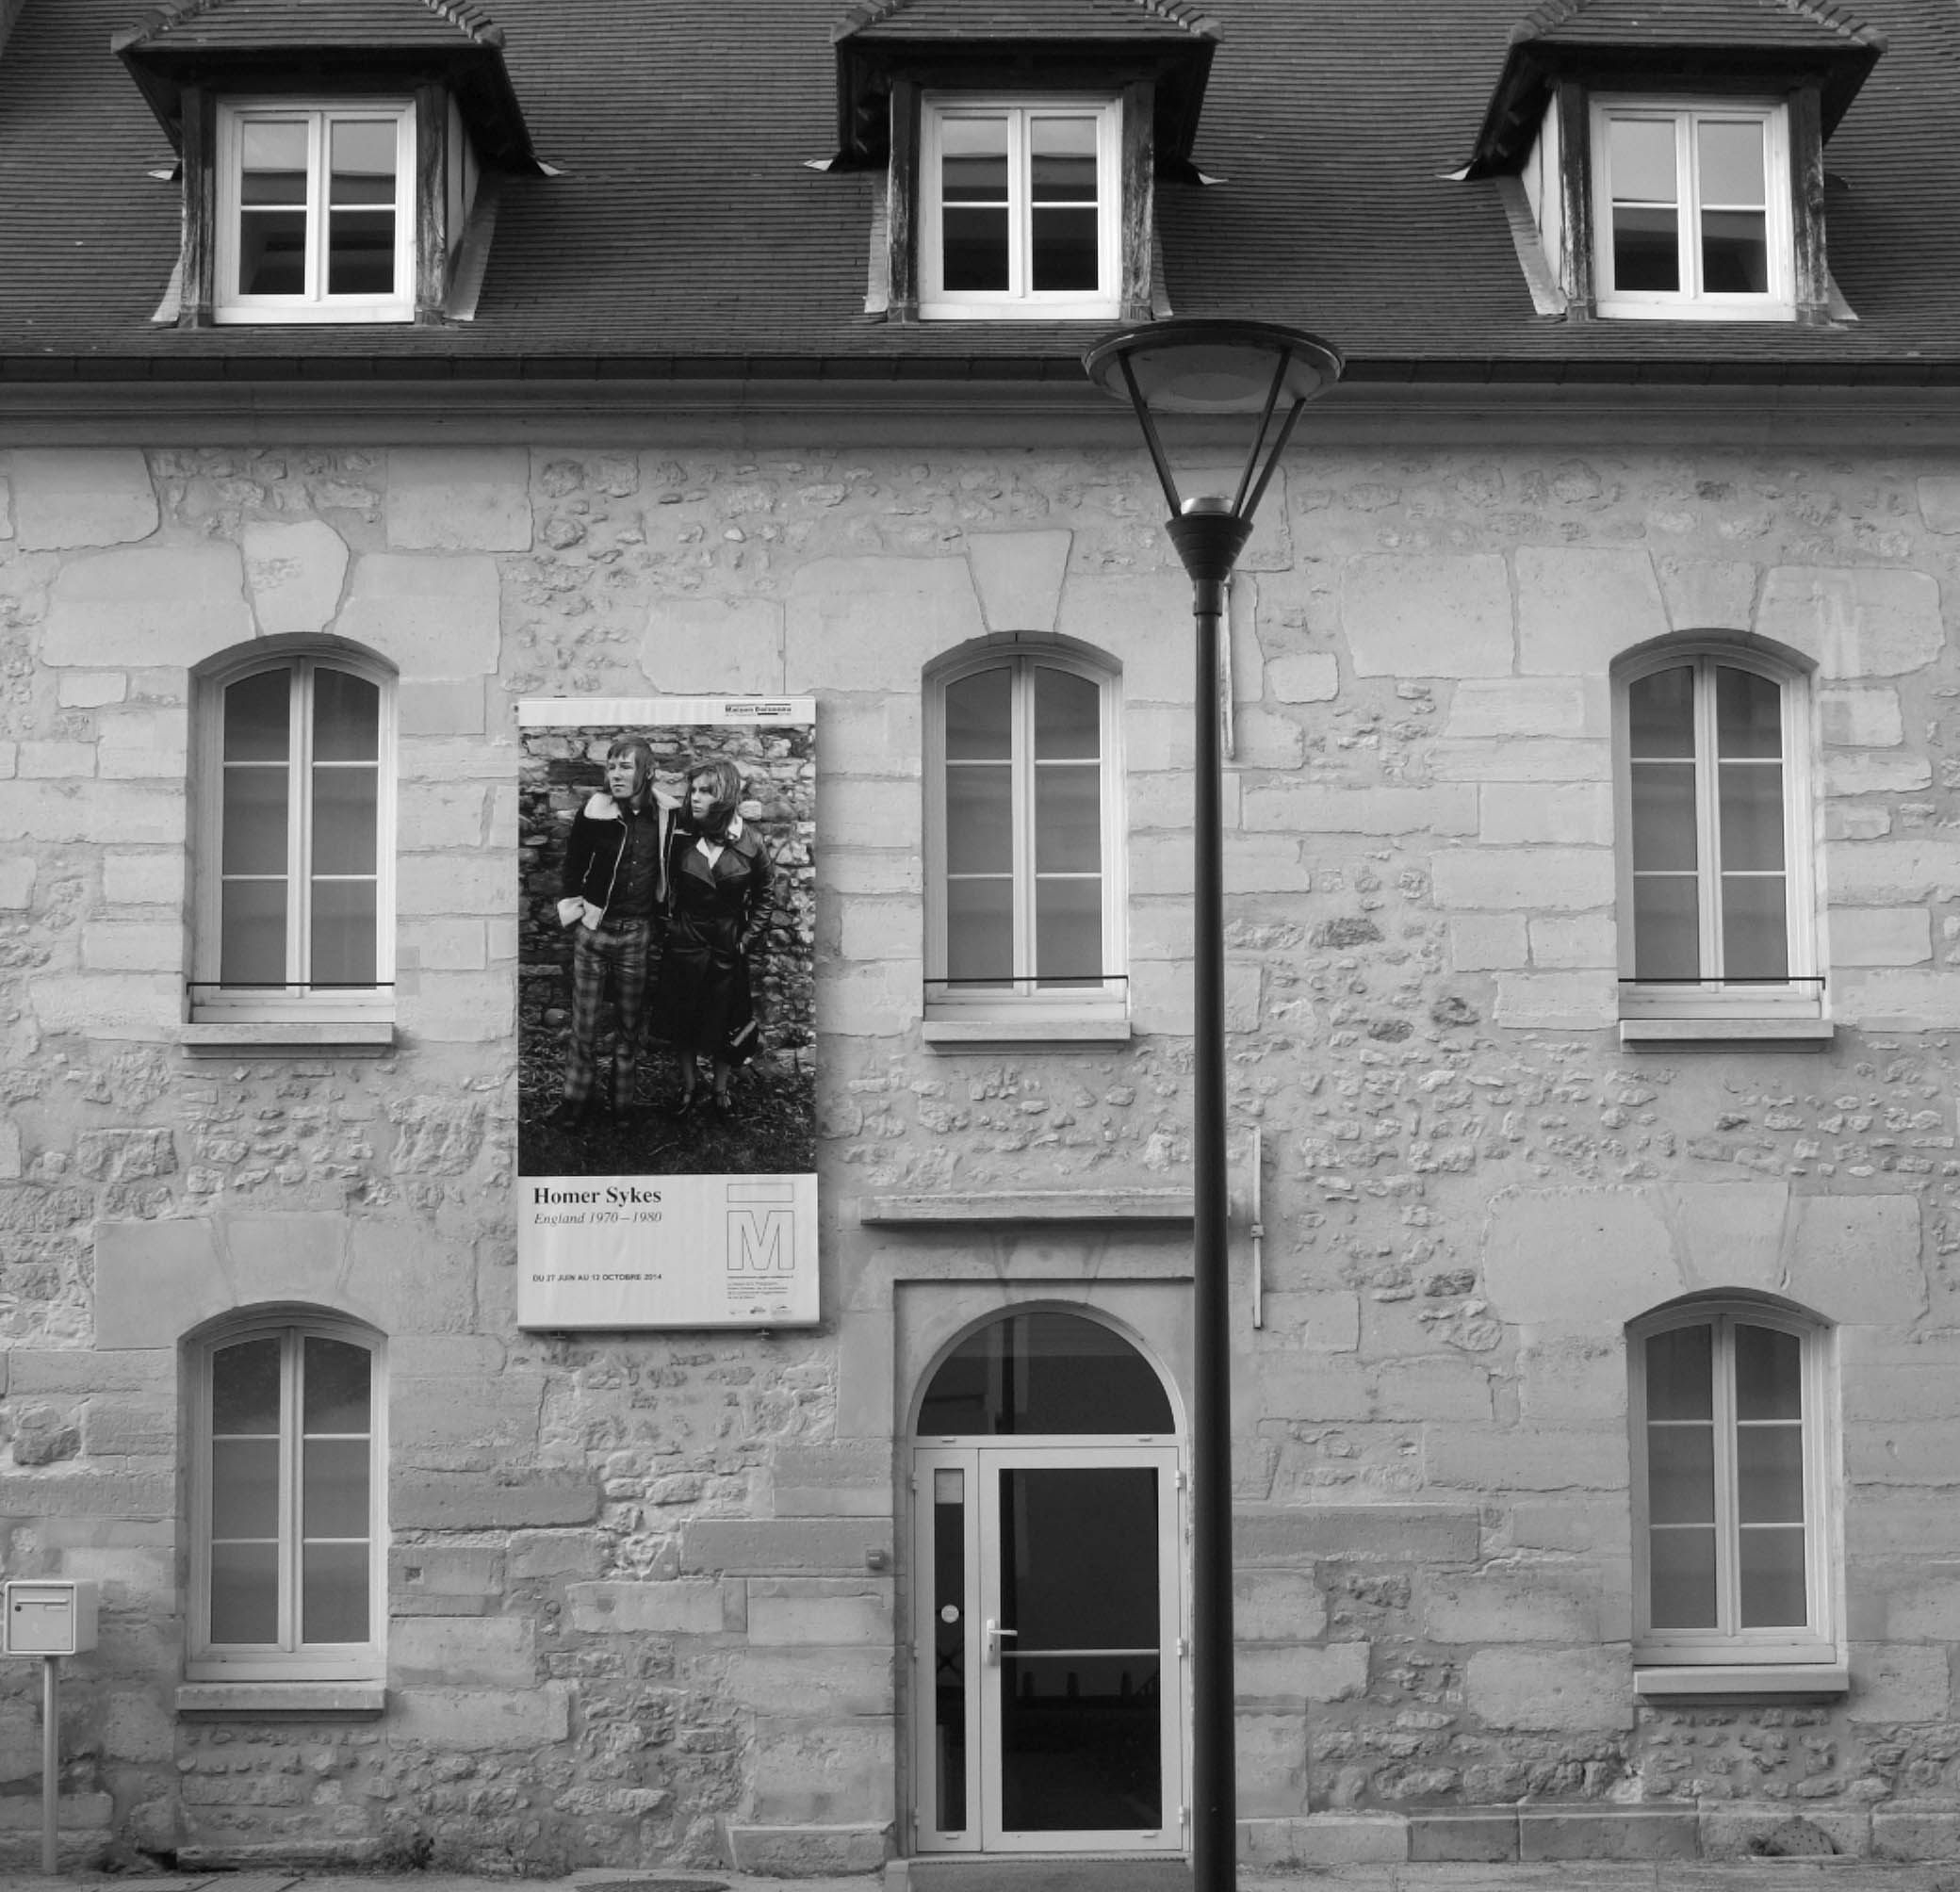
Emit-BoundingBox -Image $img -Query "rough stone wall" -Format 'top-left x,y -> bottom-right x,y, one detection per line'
0,440 -> 1956,1868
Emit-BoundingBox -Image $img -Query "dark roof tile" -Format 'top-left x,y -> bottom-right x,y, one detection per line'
1517,0 -> 1883,50
838,0 -> 1214,41
116,0 -> 499,53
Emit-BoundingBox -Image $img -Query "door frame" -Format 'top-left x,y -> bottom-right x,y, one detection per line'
910,1437 -> 1185,1856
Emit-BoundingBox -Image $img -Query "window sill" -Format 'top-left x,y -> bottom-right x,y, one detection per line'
177,1681 -> 385,1718
1635,1662 -> 1848,1702
923,1015 -> 1132,1053
182,1020 -> 396,1056
1619,1017 -> 1834,1048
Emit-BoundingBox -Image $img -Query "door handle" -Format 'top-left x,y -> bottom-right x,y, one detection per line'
984,1618 -> 1018,1666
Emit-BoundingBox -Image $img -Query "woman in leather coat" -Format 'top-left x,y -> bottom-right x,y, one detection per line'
650,757 -> 775,1117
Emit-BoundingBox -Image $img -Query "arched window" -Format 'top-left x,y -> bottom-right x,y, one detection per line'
1613,643 -> 1821,1035
923,644 -> 1126,1043
916,1310 -> 1173,1437
188,1314 -> 384,1682
192,645 -> 395,1032
1628,1298 -> 1838,1682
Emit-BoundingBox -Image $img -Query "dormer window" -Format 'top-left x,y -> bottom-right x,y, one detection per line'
1592,100 -> 1792,320
114,0 -> 536,329
829,0 -> 1219,325
1458,0 -> 1884,328
920,96 -> 1120,320
218,103 -> 416,323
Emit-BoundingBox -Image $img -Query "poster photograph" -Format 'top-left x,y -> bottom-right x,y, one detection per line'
516,697 -> 817,1329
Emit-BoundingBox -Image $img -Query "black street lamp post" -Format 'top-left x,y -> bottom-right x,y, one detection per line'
1084,320 -> 1344,1892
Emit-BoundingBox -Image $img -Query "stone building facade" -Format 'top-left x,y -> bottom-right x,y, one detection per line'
2,423 -> 1958,1873
6,0 -> 1960,1877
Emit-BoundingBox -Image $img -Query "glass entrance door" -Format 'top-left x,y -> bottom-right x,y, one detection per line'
914,1443 -> 1182,1854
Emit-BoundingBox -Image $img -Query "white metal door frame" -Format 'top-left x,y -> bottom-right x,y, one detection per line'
910,1440 -> 1184,1856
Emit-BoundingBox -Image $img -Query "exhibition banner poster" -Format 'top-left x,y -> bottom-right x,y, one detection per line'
516,697 -> 817,1328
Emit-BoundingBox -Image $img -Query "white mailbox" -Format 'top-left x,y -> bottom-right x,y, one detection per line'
4,1580 -> 98,1656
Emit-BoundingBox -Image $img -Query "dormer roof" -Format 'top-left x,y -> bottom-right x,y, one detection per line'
832,0 -> 1220,176
114,0 -> 536,167
1464,0 -> 1885,176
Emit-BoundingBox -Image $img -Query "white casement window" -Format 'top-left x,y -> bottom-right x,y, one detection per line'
216,102 -> 415,322
1592,99 -> 1793,319
192,650 -> 395,1029
1614,646 -> 1821,1031
920,95 -> 1120,319
924,646 -> 1126,1040
188,1318 -> 384,1682
1629,1304 -> 1838,1678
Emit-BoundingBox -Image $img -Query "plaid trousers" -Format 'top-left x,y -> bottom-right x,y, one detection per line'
562,919 -> 654,1105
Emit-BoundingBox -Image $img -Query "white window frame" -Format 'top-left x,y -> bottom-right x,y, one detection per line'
191,647 -> 397,1031
215,99 -> 416,324
923,644 -> 1127,1044
1613,643 -> 1821,1032
1591,97 -> 1794,321
1628,1302 -> 1839,1673
187,1315 -> 386,1684
919,93 -> 1121,321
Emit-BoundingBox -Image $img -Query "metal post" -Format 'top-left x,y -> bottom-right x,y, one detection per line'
1167,501 -> 1251,1892
42,1654 -> 58,1875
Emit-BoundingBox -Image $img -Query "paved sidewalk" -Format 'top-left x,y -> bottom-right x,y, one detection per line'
7,1865 -> 1960,1892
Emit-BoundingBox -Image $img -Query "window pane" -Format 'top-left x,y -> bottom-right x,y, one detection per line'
1628,666 -> 1694,757
1740,1525 -> 1808,1627
943,208 -> 1009,292
1035,875 -> 1102,986
302,1541 -> 370,1644
945,667 -> 1011,761
940,117 -> 1008,201
1645,1324 -> 1713,1420
1721,873 -> 1788,981
210,1436 -> 280,1539
303,1336 -> 372,1433
1633,874 -> 1699,981
213,1336 -> 283,1433
946,876 -> 1012,984
1735,1324 -> 1803,1421
1646,1424 -> 1715,1525
1648,1526 -> 1717,1628
1610,117 -> 1677,203
313,764 -> 379,874
303,1438 -> 370,1539
222,765 -> 289,875
239,212 -> 307,297
1035,667 -> 1100,760
946,762 -> 1011,874
328,210 -> 397,296
933,1471 -> 967,1834
1716,667 -> 1782,758
1035,765 -> 1101,873
240,120 -> 307,204
1702,210 -> 1768,294
221,877 -> 288,987
1030,117 -> 1098,202
1718,761 -> 1784,870
1698,120 -> 1766,206
1032,208 -> 1100,292
210,1541 -> 279,1645
311,880 -> 379,987
313,668 -> 380,761
917,1310 -> 1175,1436
1738,1426 -> 1805,1523
1614,206 -> 1679,291
329,120 -> 396,204
1630,761 -> 1697,871
224,669 -> 292,761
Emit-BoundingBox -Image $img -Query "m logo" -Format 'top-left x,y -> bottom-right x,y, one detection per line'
727,1205 -> 794,1275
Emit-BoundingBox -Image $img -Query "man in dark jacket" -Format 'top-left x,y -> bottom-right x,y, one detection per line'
551,737 -> 680,1127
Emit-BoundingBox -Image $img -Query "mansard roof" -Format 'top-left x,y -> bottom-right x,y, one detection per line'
0,0 -> 1957,385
